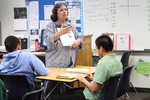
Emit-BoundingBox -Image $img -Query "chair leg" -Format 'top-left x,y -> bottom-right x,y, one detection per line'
121,94 -> 130,100
125,93 -> 130,100
63,82 -> 73,89
130,82 -> 138,93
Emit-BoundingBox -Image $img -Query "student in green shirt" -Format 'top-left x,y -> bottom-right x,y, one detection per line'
51,35 -> 123,100
0,79 -> 7,100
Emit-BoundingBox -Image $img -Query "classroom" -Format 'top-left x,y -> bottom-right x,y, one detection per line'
0,0 -> 150,100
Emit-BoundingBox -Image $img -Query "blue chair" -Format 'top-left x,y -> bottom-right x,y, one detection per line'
0,79 -> 8,100
120,51 -> 137,93
117,65 -> 134,99
99,73 -> 122,100
22,87 -> 44,100
120,51 -> 131,70
0,74 -> 32,100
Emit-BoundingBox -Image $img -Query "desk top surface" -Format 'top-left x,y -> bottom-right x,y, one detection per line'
36,66 -> 96,82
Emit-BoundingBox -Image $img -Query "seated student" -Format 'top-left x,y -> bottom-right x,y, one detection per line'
0,79 -> 7,100
0,36 -> 49,90
51,35 -> 123,100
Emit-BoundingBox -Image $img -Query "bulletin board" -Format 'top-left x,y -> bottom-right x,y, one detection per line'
29,0 -> 81,32
28,0 -> 82,48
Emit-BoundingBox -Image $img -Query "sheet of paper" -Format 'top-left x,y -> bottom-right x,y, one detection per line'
0,46 -> 6,52
68,9 -> 80,20
14,19 -> 27,30
44,5 -> 53,20
57,28 -> 75,46
136,62 -> 150,74
55,1 -> 65,4
40,20 -> 51,29
57,73 -> 86,79
59,73 -> 77,77
29,1 -> 39,29
67,68 -> 89,73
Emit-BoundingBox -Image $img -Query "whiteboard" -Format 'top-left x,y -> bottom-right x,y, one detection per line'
82,0 -> 150,50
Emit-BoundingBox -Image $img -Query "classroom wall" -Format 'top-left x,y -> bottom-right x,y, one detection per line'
130,54 -> 150,89
0,0 -> 28,45
116,53 -> 150,89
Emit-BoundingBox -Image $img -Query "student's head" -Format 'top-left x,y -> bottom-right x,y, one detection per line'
51,2 -> 68,22
95,35 -> 113,57
4,36 -> 21,52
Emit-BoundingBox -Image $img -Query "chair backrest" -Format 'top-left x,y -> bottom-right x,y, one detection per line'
100,73 -> 122,100
22,87 -> 44,100
117,65 -> 134,98
120,51 -> 131,70
0,79 -> 8,100
0,74 -> 32,100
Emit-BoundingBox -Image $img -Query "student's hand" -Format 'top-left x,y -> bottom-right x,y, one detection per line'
85,73 -> 93,81
71,39 -> 81,48
75,75 -> 86,83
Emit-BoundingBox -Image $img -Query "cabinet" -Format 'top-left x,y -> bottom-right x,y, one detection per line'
76,34 -> 93,66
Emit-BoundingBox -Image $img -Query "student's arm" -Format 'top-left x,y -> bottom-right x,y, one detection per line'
30,53 -> 49,75
75,75 -> 102,93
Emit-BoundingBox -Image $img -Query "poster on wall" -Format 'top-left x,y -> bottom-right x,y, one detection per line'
29,1 -> 39,29
115,34 -> 131,50
66,0 -> 81,32
14,7 -> 27,30
30,29 -> 39,49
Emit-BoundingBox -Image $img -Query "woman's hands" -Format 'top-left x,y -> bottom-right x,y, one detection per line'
59,25 -> 72,35
55,24 -> 81,47
71,39 -> 81,48
59,24 -> 81,48
54,24 -> 72,41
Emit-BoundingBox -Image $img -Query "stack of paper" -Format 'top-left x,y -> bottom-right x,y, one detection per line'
56,73 -> 86,80
67,68 -> 89,73
56,73 -> 77,80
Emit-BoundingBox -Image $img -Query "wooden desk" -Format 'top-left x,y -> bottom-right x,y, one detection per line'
37,66 -> 95,99
36,66 -> 95,82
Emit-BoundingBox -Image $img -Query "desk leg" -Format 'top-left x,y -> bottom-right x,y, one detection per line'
43,82 -> 60,100
63,82 -> 73,89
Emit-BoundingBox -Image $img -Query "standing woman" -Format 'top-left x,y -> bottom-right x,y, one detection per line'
44,2 -> 83,68
44,2 -> 83,99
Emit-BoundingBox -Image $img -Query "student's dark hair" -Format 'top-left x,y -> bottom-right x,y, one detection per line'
95,35 -> 113,52
51,2 -> 68,22
4,36 -> 20,52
